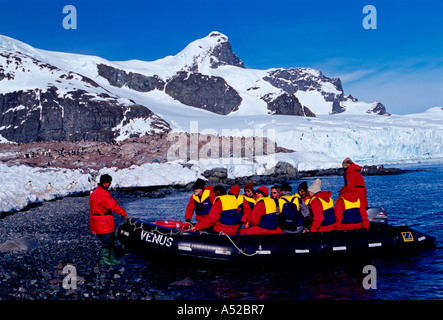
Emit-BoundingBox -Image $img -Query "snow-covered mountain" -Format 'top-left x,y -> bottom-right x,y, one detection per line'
0,31 -> 390,144
1,31 -> 443,214
0,37 -> 171,143
0,31 -> 442,165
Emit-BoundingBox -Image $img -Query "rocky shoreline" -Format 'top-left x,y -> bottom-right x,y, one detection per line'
113,163 -> 409,199
0,196 -> 147,300
200,163 -> 406,188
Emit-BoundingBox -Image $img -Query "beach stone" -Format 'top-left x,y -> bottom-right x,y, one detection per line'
168,277 -> 195,286
0,237 -> 38,252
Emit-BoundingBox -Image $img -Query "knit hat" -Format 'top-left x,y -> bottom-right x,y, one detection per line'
192,178 -> 205,190
281,183 -> 292,192
213,185 -> 226,196
308,178 -> 322,194
244,182 -> 254,191
229,185 -> 241,197
298,181 -> 308,192
342,157 -> 353,169
257,186 -> 269,197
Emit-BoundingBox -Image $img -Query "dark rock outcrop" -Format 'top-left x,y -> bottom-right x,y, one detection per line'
165,71 -> 242,115
369,102 -> 389,116
262,93 -> 316,117
206,32 -> 245,69
264,68 -> 346,99
201,161 -> 299,187
263,67 -> 388,115
97,64 -> 165,92
0,87 -> 170,143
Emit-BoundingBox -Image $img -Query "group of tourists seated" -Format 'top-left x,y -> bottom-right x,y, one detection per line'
185,158 -> 370,236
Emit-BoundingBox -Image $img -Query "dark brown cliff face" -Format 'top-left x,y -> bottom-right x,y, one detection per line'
0,87 -> 170,143
97,64 -> 165,92
0,50 -> 170,143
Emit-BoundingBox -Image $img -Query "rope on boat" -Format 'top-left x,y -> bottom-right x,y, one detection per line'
219,231 -> 263,257
125,218 -> 263,256
126,217 -> 185,236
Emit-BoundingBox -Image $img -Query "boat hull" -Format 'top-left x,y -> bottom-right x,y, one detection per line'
117,218 -> 436,263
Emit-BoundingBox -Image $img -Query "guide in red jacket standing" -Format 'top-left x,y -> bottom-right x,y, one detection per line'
89,174 -> 127,266
342,158 -> 368,211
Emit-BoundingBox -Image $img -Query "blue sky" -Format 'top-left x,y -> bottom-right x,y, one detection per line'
0,0 -> 442,114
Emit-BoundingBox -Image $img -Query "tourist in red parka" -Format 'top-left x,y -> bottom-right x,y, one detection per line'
239,183 -> 256,228
307,179 -> 337,232
240,186 -> 283,235
191,186 -> 240,235
185,179 -> 215,223
342,158 -> 368,210
334,186 -> 369,231
89,174 -> 127,266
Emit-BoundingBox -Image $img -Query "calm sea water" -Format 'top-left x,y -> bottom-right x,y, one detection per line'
119,162 -> 443,300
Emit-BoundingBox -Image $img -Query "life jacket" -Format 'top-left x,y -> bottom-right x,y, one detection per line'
192,189 -> 212,216
278,195 -> 303,231
237,195 -> 256,221
237,195 -> 245,212
338,197 -> 362,224
238,195 -> 256,213
244,195 -> 256,209
216,194 -> 240,226
257,197 -> 278,230
311,196 -> 336,226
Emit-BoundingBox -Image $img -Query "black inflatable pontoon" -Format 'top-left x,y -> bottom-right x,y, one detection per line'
117,208 -> 435,263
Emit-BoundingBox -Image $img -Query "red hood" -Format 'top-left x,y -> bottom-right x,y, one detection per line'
339,191 -> 359,202
347,163 -> 362,173
313,190 -> 332,201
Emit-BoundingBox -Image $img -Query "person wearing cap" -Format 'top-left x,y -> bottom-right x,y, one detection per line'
240,186 -> 283,235
307,178 -> 337,232
342,157 -> 368,214
334,186 -> 369,231
89,174 -> 127,266
238,183 -> 256,228
185,178 -> 215,223
190,185 -> 240,235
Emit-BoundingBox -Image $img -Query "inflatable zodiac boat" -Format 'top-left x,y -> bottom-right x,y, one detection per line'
117,208 -> 436,263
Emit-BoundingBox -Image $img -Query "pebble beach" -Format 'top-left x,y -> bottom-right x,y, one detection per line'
0,195 -> 170,301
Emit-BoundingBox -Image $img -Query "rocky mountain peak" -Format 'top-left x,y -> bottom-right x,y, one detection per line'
177,31 -> 245,72
0,32 -> 391,144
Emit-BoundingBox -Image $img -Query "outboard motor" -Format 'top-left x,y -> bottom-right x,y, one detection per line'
367,207 -> 388,224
